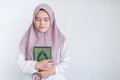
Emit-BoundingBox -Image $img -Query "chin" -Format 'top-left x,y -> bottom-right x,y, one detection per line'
39,29 -> 47,33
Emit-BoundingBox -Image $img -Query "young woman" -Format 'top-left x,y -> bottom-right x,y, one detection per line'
17,3 -> 70,80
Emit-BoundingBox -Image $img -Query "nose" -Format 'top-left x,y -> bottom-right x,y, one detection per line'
39,20 -> 45,25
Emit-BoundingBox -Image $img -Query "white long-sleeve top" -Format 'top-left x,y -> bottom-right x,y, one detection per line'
16,40 -> 70,80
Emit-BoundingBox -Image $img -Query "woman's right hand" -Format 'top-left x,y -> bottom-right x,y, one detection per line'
36,64 -> 56,78
35,59 -> 53,70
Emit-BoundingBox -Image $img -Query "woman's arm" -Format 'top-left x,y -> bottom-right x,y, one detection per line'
55,40 -> 71,74
35,40 -> 71,77
16,52 -> 38,73
16,51 -> 53,74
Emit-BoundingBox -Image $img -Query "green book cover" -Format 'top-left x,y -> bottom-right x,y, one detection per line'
33,46 -> 52,61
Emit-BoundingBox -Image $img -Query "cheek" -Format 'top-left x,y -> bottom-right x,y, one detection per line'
34,21 -> 39,27
46,22 -> 50,28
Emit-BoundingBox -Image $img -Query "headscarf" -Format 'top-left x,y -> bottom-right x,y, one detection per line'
19,3 -> 65,80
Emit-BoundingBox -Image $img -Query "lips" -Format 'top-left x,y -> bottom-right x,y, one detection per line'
39,27 -> 45,29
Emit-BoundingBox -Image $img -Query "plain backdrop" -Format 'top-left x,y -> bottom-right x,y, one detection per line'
0,0 -> 120,80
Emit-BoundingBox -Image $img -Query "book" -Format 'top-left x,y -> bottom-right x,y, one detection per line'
33,46 -> 52,61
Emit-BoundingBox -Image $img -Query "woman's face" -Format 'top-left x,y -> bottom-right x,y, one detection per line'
34,10 -> 50,32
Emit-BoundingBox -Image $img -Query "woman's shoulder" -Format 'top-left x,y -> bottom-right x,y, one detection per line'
60,39 -> 69,51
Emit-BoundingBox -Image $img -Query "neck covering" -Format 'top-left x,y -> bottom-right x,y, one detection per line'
19,3 -> 65,80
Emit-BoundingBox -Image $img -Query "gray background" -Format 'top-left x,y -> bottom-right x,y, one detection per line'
0,0 -> 120,80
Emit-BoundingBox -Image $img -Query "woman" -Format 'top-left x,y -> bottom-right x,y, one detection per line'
17,3 -> 70,80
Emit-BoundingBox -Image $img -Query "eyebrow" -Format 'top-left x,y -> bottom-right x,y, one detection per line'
35,17 -> 49,19
44,17 -> 49,19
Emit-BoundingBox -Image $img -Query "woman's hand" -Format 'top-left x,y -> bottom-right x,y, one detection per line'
35,59 -> 53,70
37,65 -> 56,78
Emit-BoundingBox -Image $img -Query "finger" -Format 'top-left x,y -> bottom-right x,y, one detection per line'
47,66 -> 54,70
46,67 -> 54,71
44,59 -> 52,62
44,66 -> 52,71
44,67 -> 50,71
48,62 -> 54,65
48,63 -> 54,66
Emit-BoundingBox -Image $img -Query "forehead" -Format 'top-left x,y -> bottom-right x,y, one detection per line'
36,10 -> 49,18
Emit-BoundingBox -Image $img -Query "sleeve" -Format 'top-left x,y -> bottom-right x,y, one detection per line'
16,51 -> 38,74
55,40 -> 71,74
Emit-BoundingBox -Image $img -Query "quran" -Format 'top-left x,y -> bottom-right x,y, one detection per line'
33,46 -> 52,61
